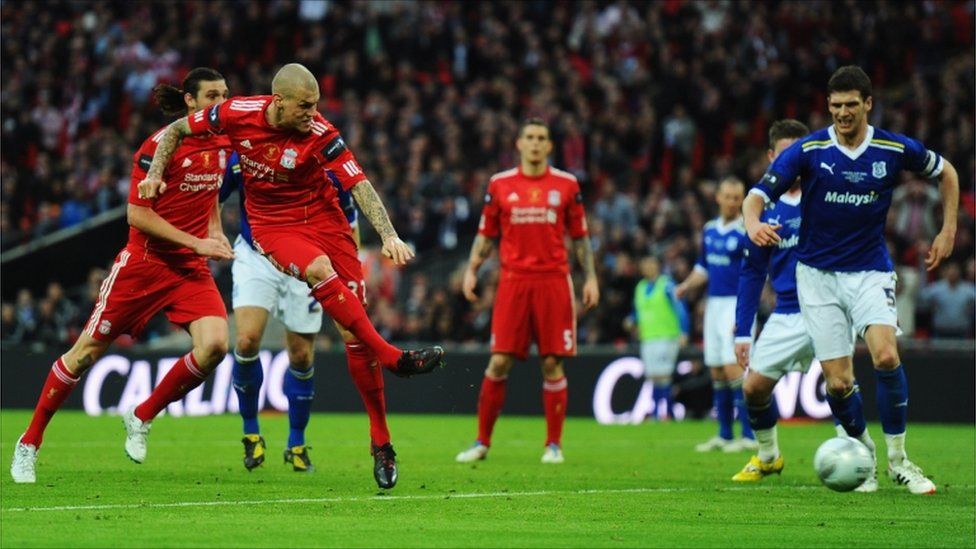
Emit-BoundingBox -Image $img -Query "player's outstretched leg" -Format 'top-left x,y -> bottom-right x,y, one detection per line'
876,365 -> 935,494
232,351 -> 266,470
283,365 -> 315,473
733,395 -> 783,481
12,357 -> 80,483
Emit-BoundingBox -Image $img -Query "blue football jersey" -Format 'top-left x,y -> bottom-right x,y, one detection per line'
219,151 -> 357,248
734,193 -> 802,339
751,125 -> 943,272
695,217 -> 746,297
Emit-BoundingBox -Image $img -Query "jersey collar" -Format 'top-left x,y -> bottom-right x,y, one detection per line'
779,191 -> 802,206
828,124 -> 874,161
518,165 -> 550,179
713,216 -> 742,234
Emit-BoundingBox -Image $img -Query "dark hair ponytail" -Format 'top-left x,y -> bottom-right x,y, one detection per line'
152,67 -> 225,117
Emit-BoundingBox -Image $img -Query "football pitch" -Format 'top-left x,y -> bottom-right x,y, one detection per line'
1,411 -> 973,548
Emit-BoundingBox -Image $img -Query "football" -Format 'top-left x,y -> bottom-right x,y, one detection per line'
814,437 -> 876,492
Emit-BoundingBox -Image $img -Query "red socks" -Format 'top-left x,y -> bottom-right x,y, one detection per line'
345,342 -> 390,447
311,275 -> 402,367
476,374 -> 508,447
21,358 -> 79,448
543,377 -> 568,446
135,352 -> 207,422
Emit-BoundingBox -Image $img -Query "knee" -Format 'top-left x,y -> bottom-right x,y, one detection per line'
196,337 -> 229,369
288,348 -> 314,370
541,356 -> 564,379
486,354 -> 514,378
305,256 -> 334,285
742,381 -> 764,404
825,375 -> 855,397
235,333 -> 262,357
871,345 -> 901,370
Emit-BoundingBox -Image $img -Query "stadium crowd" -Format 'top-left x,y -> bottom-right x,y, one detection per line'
2,0 -> 974,348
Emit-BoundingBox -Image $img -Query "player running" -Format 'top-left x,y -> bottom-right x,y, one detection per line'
220,153 -> 358,473
676,177 -> 757,453
11,68 -> 235,483
731,119 -> 878,489
744,66 -> 958,494
137,63 -> 444,490
455,118 -> 600,465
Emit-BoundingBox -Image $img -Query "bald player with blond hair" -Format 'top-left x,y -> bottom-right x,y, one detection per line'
136,63 -> 445,490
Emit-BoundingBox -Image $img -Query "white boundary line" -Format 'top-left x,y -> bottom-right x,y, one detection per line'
5,486 -> 825,513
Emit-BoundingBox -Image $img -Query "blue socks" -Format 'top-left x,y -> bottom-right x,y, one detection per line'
728,377 -> 754,439
232,352 -> 263,435
826,384 -> 867,438
747,395 -> 779,431
651,384 -> 672,419
284,367 -> 315,448
875,365 -> 908,435
714,381 -> 733,440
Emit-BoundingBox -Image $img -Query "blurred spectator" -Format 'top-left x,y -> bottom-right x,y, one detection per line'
918,262 -> 976,339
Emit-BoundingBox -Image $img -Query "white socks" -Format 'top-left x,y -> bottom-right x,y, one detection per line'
754,427 -> 779,463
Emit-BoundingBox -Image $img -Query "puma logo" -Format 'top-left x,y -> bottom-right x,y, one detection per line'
820,162 -> 836,175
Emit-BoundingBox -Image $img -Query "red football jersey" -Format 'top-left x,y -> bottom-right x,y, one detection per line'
187,95 -> 366,232
478,166 -> 588,275
128,127 -> 232,267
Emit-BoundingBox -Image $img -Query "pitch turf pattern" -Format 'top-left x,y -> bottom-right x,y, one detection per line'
1,412 -> 973,548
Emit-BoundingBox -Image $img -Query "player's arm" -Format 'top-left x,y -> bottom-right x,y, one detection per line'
138,117 -> 193,200
926,159 -> 959,271
743,194 -> 781,247
349,179 -> 412,264
126,204 -> 233,260
745,143 -> 803,246
572,236 -> 600,310
675,233 -> 709,298
733,242 -> 771,368
666,279 -> 691,346
462,234 -> 497,302
207,201 -> 231,250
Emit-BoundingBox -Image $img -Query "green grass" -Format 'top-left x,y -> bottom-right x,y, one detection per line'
0,411 -> 973,548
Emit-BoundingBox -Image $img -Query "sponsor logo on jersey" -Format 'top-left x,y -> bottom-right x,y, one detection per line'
820,162 -> 835,175
322,137 -> 347,161
511,206 -> 549,224
182,158 -> 192,168
706,253 -> 731,266
777,234 -> 799,249
239,139 -> 252,149
138,154 -> 153,171
280,148 -> 298,169
842,171 -> 867,183
824,190 -> 878,206
548,190 -> 561,206
239,154 -> 275,180
507,192 -> 520,202
784,216 -> 801,230
207,105 -> 220,128
872,161 -> 887,178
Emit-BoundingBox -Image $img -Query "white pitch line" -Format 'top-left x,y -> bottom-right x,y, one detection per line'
4,486 -> 821,513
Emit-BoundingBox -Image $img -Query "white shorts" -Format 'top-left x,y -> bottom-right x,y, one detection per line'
640,339 -> 680,377
232,236 -> 323,334
749,313 -> 816,381
704,296 -> 736,367
796,262 -> 900,361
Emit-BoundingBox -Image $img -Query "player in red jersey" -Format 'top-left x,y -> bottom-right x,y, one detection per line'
137,63 -> 444,489
10,68 -> 235,484
455,118 -> 600,464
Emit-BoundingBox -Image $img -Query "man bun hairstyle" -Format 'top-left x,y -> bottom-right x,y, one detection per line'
827,65 -> 873,100
152,67 -> 225,117
768,119 -> 810,148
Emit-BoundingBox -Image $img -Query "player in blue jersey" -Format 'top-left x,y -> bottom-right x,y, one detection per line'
731,119 -> 878,489
744,66 -> 959,494
219,151 -> 359,472
676,176 -> 756,452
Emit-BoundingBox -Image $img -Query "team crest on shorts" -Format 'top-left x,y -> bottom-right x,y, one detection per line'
280,148 -> 298,169
872,161 -> 887,179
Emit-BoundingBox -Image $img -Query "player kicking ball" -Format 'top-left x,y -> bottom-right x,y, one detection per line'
744,66 -> 958,494
731,119 -> 877,491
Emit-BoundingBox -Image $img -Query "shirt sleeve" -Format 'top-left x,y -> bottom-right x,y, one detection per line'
899,134 -> 944,179
566,181 -> 588,238
751,140 -> 804,205
478,180 -> 501,238
328,171 -> 358,227
317,128 -> 367,191
694,230 -> 708,276
127,139 -> 156,207
734,239 -> 771,340
218,151 -> 242,204
187,101 -> 230,135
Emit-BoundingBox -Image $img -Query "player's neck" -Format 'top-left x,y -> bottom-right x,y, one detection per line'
719,213 -> 739,224
521,161 -> 548,178
834,123 -> 868,150
265,105 -> 280,127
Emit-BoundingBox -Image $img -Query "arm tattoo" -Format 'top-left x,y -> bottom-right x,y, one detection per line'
350,180 -> 397,241
573,237 -> 597,280
468,234 -> 495,268
147,117 -> 191,180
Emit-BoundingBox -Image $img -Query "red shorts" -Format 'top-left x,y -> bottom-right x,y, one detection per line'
490,271 -> 577,360
83,248 -> 227,341
251,225 -> 366,304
